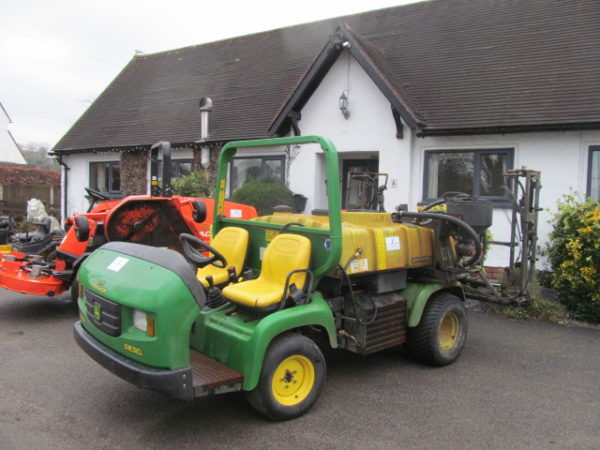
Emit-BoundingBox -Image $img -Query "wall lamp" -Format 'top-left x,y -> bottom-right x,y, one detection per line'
339,92 -> 350,119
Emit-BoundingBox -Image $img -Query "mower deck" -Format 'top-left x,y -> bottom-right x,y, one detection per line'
0,254 -> 66,296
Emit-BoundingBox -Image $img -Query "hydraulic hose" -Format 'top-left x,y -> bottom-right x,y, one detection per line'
395,210 -> 483,267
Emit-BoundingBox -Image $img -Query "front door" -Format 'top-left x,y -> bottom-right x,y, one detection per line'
342,159 -> 379,209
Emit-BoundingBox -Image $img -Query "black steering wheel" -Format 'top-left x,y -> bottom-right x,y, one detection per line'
179,233 -> 227,269
85,187 -> 112,201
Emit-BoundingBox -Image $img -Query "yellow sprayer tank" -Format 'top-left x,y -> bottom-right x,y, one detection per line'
259,211 -> 433,275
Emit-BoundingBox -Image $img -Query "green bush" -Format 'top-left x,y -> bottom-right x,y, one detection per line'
231,178 -> 294,216
172,171 -> 211,198
546,194 -> 600,323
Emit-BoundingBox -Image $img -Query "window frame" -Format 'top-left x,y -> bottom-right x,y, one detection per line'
89,161 -> 121,194
423,148 -> 514,207
229,155 -> 286,196
586,146 -> 600,201
157,159 -> 194,179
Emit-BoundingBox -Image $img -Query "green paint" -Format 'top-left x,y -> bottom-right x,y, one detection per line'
190,293 -> 337,391
402,282 -> 464,327
78,248 -> 200,369
213,136 -> 343,282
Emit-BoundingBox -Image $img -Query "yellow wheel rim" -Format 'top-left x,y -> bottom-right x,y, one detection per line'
271,355 -> 315,406
439,312 -> 460,350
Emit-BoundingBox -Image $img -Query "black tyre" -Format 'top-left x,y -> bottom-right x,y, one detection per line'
70,278 -> 79,304
246,333 -> 326,421
406,292 -> 468,366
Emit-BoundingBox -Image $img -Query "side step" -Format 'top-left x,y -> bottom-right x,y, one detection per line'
190,350 -> 244,397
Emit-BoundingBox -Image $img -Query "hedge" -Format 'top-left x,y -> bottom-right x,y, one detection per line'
546,194 -> 600,323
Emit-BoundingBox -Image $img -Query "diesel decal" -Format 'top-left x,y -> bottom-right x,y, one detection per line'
123,344 -> 143,357
91,280 -> 108,293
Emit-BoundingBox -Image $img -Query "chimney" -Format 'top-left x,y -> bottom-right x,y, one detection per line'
198,97 -> 213,169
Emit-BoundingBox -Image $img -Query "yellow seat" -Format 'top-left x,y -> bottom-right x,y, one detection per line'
222,233 -> 311,309
196,227 -> 249,288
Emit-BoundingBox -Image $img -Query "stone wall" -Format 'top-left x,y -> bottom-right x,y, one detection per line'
193,146 -> 221,196
120,150 -> 148,196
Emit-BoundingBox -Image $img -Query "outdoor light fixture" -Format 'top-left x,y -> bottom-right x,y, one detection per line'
339,92 -> 350,119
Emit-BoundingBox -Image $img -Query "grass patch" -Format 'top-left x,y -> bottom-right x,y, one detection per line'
492,297 -> 568,324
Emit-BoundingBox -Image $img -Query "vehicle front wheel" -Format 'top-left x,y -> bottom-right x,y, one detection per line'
246,333 -> 325,421
70,278 -> 79,304
406,292 -> 468,366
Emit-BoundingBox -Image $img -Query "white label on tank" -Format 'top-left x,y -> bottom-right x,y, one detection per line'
349,258 -> 369,273
259,247 -> 266,260
107,256 -> 129,272
229,209 -> 242,218
385,236 -> 401,251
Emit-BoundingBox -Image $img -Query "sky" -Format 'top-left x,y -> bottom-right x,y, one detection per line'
1,0 -> 421,148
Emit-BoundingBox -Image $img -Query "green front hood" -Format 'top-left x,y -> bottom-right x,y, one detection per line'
77,244 -> 201,369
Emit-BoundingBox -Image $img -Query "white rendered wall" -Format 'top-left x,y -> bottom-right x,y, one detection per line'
412,130 -> 600,267
0,109 -> 26,164
290,50 -> 412,213
62,148 -> 195,218
62,152 -> 120,217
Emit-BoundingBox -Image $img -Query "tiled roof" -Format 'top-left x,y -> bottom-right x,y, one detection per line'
54,0 -> 600,152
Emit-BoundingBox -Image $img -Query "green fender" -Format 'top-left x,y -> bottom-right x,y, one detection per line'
402,282 -> 464,327
195,293 -> 337,391
244,293 -> 337,390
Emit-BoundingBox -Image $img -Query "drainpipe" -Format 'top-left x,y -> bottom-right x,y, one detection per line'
55,153 -> 69,222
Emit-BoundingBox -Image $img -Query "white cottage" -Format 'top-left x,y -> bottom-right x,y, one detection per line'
52,0 -> 600,267
0,102 -> 26,165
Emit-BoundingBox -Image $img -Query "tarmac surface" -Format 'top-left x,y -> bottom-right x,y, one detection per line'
1,290 -> 599,449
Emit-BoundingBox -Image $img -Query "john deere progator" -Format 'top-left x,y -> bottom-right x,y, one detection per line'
74,136 -> 496,420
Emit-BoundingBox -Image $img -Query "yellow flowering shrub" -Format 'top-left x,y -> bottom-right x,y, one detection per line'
546,195 -> 600,323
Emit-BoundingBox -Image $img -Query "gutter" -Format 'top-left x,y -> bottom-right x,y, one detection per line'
417,122 -> 600,137
53,153 -> 69,221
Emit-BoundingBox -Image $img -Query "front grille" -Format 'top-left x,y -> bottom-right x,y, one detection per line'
85,288 -> 122,337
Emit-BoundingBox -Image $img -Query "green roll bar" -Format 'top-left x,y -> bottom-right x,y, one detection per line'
212,135 -> 342,279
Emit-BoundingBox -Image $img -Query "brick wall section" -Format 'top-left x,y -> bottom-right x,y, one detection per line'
193,146 -> 220,196
120,150 -> 148,196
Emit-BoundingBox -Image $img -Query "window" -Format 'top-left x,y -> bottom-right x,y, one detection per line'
229,156 -> 285,195
89,161 -> 121,193
157,159 -> 194,179
587,146 -> 600,201
424,149 -> 513,204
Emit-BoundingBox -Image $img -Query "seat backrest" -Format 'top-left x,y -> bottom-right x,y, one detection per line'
196,227 -> 249,287
259,233 -> 311,290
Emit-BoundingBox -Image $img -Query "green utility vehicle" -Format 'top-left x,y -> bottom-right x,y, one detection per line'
74,135 -> 491,420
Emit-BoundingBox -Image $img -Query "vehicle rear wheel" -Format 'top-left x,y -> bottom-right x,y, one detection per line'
246,333 -> 325,421
406,292 -> 468,366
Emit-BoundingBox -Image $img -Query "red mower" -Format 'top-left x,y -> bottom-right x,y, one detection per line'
0,141 -> 257,300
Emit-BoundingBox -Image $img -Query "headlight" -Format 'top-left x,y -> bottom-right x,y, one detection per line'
133,309 -> 155,336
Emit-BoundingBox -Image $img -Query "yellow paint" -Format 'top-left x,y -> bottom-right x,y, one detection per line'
439,313 -> 459,350
217,180 -> 226,216
373,228 -> 388,270
265,229 -> 277,243
123,343 -> 144,357
91,281 -> 108,293
271,355 -> 315,406
222,234 -> 311,308
0,244 -> 12,253
257,211 -> 434,275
